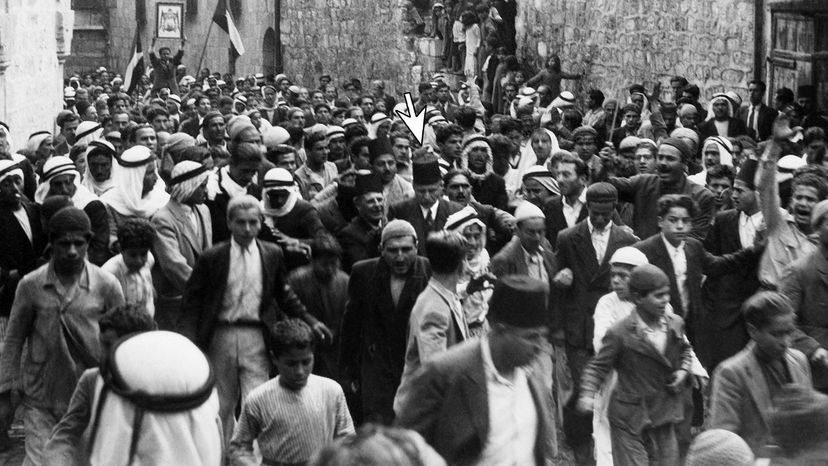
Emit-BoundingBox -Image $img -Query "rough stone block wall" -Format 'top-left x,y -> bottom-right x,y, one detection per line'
281,0 -> 416,97
516,0 -> 755,104
0,0 -> 73,147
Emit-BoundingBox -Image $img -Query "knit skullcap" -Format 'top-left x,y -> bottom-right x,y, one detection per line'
381,219 -> 417,244
685,429 -> 754,466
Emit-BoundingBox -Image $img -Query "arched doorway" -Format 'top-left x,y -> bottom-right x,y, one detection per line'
263,27 -> 277,77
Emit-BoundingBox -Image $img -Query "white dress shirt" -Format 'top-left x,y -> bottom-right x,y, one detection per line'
478,337 -> 537,466
635,311 -> 669,355
661,234 -> 688,314
588,218 -> 611,264
738,211 -> 763,249
419,201 -> 440,226
562,188 -> 587,228
219,239 -> 264,322
522,246 -> 548,284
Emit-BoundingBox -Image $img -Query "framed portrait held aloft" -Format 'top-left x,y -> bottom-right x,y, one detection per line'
157,3 -> 184,39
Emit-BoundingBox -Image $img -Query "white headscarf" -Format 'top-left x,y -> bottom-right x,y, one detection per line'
26,131 -> 52,154
100,146 -> 169,218
82,139 -> 117,196
687,136 -> 734,186
168,161 -> 211,203
34,156 -> 99,209
261,168 -> 300,218
0,122 -> 13,154
705,94 -> 734,121
75,121 -> 104,147
0,159 -> 24,185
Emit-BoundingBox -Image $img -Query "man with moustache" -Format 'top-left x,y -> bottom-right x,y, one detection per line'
602,138 -> 716,241
338,171 -> 386,272
368,137 -> 414,207
339,219 -> 431,424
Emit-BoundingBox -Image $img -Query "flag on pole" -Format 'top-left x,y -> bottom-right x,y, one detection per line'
123,30 -> 145,95
212,0 -> 245,56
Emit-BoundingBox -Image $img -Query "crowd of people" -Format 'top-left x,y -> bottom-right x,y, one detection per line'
1,1 -> 828,462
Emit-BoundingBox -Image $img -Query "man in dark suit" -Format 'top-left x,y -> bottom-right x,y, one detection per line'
205,142 -> 263,243
701,159 -> 762,369
738,80 -> 778,141
491,201 -> 559,328
396,276 -> 557,465
181,195 -> 331,446
339,219 -> 431,424
337,172 -> 385,272
387,158 -> 461,255
543,153 -> 589,247
178,95 -> 212,138
0,160 -> 45,320
552,182 -> 637,463
697,93 -> 751,140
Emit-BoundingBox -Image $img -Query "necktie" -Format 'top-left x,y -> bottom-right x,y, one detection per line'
593,229 -> 606,264
748,106 -> 755,131
425,209 -> 434,231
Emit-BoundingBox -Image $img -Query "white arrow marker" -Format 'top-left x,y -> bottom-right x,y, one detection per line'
395,92 -> 426,146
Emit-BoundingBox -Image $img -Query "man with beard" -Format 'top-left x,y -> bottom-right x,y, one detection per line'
205,142 -> 263,243
443,168 -> 514,254
151,159 -> 212,333
369,137 -> 413,207
0,207 -> 124,464
338,171 -> 386,272
339,219 -> 431,424
602,138 -> 716,240
82,140 -> 116,196
543,153 -> 589,247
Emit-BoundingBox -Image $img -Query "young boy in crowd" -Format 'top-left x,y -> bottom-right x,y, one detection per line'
44,304 -> 157,463
578,264 -> 694,465
229,319 -> 354,465
102,218 -> 156,316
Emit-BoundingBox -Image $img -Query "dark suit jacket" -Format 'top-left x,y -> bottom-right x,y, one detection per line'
387,198 -> 463,255
0,202 -> 45,316
542,195 -> 588,248
396,339 -> 557,465
337,216 -> 381,273
710,342 -> 812,454
581,312 -> 693,434
697,117 -> 750,140
634,234 -> 760,338
556,221 -> 637,349
738,103 -> 777,141
339,256 -> 431,424
178,116 -> 200,138
181,239 -> 308,349
490,236 -> 560,330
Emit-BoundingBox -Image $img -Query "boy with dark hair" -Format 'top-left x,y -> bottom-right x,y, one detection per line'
102,218 -> 157,317
579,264 -> 694,465
705,164 -> 735,213
230,319 -> 354,465
44,304 -> 156,463
710,291 -> 812,455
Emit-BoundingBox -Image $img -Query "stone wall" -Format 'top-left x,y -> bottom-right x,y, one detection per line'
515,0 -> 756,104
0,0 -> 74,147
280,0 -> 415,97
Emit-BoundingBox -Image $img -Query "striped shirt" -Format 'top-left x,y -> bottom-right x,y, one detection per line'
229,374 -> 354,465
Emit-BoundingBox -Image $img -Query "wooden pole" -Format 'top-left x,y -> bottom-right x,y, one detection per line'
197,19 -> 215,78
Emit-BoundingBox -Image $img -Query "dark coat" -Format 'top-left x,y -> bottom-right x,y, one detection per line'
396,339 -> 557,465
178,116 -> 200,138
470,173 -> 508,211
83,200 -> 112,266
542,194 -> 588,248
737,103 -> 777,141
490,236 -> 560,330
0,201 -> 45,317
337,216 -> 381,273
387,198 -> 463,255
581,312 -> 693,434
338,256 -> 431,424
555,221 -> 638,349
204,173 -> 262,244
701,209 -> 760,367
609,174 -> 716,241
180,239 -> 308,350
697,117 -> 750,140
634,233 -> 761,351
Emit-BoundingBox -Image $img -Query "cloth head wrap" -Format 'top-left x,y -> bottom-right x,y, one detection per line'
261,168 -> 299,218
0,160 -> 23,185
514,201 -> 546,222
100,146 -> 169,217
75,122 -> 104,147
169,161 -> 210,203
444,205 -> 486,234
705,94 -> 734,121
35,155 -> 98,209
701,136 -> 734,169
522,166 -> 560,197
26,131 -> 52,154
164,133 -> 196,160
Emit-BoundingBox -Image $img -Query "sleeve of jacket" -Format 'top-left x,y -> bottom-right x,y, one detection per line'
299,206 -> 328,242
416,308 -> 451,364
152,214 -> 193,292
700,242 -> 762,278
607,175 -> 639,204
271,246 -> 309,319
394,361 -> 447,443
782,265 -> 822,356
180,252 -> 212,345
709,363 -> 745,432
339,264 -> 367,381
690,187 -> 715,240
580,326 -> 622,398
702,213 -> 725,255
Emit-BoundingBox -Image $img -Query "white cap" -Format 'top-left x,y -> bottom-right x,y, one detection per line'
514,201 -> 545,222
609,247 -> 649,267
